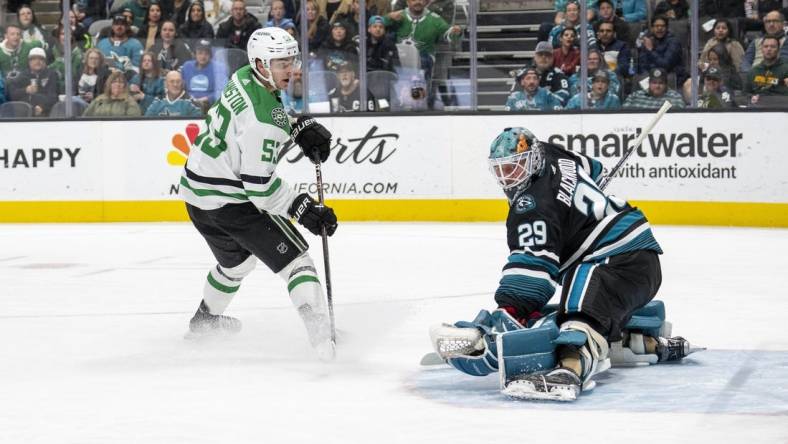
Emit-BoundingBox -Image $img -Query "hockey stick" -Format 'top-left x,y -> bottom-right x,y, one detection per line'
314,161 -> 337,349
598,100 -> 672,191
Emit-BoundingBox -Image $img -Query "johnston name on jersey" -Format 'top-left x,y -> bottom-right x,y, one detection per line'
180,65 -> 297,217
495,143 -> 663,314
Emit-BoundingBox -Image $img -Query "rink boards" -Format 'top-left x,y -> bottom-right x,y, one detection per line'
0,112 -> 786,226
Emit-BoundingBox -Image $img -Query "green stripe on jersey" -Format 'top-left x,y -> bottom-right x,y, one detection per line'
245,177 -> 282,198
288,275 -> 320,292
180,177 -> 249,201
236,66 -> 292,131
207,273 -> 240,293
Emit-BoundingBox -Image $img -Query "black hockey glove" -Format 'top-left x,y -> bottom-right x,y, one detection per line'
291,116 -> 332,164
289,193 -> 338,236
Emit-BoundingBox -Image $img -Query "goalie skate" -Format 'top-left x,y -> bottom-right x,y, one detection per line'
503,368 -> 588,402
429,323 -> 485,359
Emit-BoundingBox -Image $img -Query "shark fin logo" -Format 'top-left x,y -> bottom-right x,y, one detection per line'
167,123 -> 200,166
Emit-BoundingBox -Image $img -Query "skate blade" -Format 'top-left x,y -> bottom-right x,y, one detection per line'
502,379 -> 580,402
315,339 -> 337,362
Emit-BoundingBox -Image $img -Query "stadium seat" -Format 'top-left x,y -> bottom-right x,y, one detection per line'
0,101 -> 33,118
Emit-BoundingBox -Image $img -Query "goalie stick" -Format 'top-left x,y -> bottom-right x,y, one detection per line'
598,100 -> 672,191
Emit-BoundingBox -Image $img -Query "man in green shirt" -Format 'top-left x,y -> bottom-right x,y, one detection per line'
747,35 -> 788,105
0,23 -> 43,77
385,0 -> 462,107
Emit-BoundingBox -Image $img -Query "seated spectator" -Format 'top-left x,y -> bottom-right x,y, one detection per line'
96,15 -> 144,78
548,1 -> 597,49
746,35 -> 788,104
566,70 -> 621,109
396,74 -> 428,111
596,21 -> 631,79
554,28 -> 581,76
529,41 -> 570,105
73,1 -> 98,29
216,0 -> 261,50
270,0 -> 297,20
61,9 -> 91,50
505,66 -> 563,111
328,61 -> 380,112
741,11 -> 788,73
7,47 -> 58,116
145,70 -> 202,116
393,0 -> 451,23
384,0 -> 463,107
366,15 -> 399,72
138,0 -> 164,51
150,20 -> 193,73
697,67 -> 736,108
182,40 -> 228,110
121,7 -> 141,35
0,23 -> 43,78
179,1 -> 216,46
698,42 -> 742,91
50,24 -> 84,95
113,0 -> 148,29
74,48 -> 111,107
296,0 -> 331,54
700,18 -> 745,72
636,16 -> 685,83
593,0 -> 629,44
619,0 -> 647,23
281,67 -> 305,114
333,0 -> 363,37
318,21 -> 359,72
654,0 -> 689,20
167,0 -> 192,26
266,1 -> 290,28
130,51 -> 165,112
17,5 -> 52,52
568,48 -> 621,96
84,71 -> 142,116
623,67 -> 685,108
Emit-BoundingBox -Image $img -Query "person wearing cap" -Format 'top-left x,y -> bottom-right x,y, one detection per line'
565,70 -> 621,109
0,23 -> 44,76
366,15 -> 399,73
527,40 -> 570,105
96,14 -> 144,75
7,46 -> 59,116
623,67 -> 685,109
328,60 -> 381,112
698,66 -> 736,109
568,48 -> 621,96
746,35 -> 788,103
548,1 -> 597,50
181,39 -> 229,109
216,0 -> 262,50
111,0 -> 149,29
505,66 -> 564,111
318,20 -> 358,71
144,70 -> 202,116
179,0 -> 216,45
636,15 -> 685,84
595,21 -> 631,79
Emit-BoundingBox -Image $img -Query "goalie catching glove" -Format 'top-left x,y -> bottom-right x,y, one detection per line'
291,116 -> 332,163
289,193 -> 338,236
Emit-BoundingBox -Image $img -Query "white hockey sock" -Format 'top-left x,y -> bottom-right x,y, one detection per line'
203,256 -> 256,315
277,253 -> 325,313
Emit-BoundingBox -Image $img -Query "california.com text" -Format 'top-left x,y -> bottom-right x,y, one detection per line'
294,182 -> 398,194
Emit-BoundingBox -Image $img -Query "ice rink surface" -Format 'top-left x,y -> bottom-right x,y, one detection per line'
1,222 -> 787,443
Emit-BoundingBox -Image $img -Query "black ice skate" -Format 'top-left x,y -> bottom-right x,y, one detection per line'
503,367 -> 583,402
186,300 -> 242,338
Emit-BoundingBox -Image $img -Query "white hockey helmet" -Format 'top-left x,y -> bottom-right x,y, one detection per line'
247,26 -> 301,87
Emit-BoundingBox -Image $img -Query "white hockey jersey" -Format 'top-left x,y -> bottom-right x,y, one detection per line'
180,65 -> 297,217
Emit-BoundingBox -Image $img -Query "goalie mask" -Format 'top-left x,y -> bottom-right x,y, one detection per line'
247,26 -> 301,88
488,127 -> 544,198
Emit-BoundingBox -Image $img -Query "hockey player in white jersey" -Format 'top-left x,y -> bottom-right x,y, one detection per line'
180,27 -> 338,359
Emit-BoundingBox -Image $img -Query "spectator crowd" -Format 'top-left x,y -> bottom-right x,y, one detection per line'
0,0 -> 786,117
